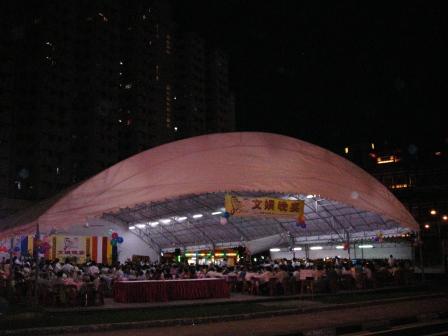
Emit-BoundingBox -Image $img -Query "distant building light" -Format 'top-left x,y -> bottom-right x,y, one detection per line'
424,224 -> 430,229
390,183 -> 408,189
371,143 -> 375,150
118,119 -> 122,123
269,248 -> 281,252
344,147 -> 349,154
119,61 -> 123,65
125,83 -> 132,89
377,155 -> 400,165
174,126 -> 178,132
442,215 -> 447,221
435,152 -> 442,156
98,13 -> 108,22
430,209 -> 437,215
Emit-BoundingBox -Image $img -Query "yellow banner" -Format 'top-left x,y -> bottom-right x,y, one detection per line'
225,194 -> 304,218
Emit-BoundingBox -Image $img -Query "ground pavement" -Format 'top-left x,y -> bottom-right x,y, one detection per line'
60,296 -> 448,336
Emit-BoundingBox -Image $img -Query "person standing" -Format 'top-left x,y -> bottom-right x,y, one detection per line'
388,255 -> 395,267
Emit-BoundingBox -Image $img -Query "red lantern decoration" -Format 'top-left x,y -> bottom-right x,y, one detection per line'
112,232 -> 118,239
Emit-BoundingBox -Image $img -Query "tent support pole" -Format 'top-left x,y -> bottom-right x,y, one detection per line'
346,232 -> 351,259
418,230 -> 425,282
34,220 -> 40,305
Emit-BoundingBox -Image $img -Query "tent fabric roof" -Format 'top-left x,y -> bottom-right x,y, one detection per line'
0,132 -> 418,237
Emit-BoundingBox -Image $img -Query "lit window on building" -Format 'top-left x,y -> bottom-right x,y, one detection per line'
377,155 -> 400,164
371,143 -> 375,150
125,83 -> 132,89
390,183 -> 408,189
166,84 -> 171,128
344,147 -> 349,154
166,34 -> 171,55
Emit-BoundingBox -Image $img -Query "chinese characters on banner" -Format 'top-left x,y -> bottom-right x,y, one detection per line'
224,194 -> 305,219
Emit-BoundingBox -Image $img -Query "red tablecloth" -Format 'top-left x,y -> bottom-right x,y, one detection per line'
113,278 -> 230,303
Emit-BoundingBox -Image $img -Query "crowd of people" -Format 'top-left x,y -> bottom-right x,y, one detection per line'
0,253 -> 414,306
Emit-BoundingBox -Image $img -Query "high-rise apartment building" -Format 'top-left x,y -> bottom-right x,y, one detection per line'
0,1 -> 235,204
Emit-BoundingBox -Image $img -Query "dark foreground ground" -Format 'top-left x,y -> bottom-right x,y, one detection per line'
1,277 -> 448,336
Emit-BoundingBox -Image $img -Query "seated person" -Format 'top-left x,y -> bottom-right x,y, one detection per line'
206,267 -> 224,278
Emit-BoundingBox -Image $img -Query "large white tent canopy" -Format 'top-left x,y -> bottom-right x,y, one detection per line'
0,132 -> 418,253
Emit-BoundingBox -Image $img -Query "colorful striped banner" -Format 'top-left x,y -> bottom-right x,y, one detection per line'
85,236 -> 112,264
91,236 -> 98,263
14,235 -> 113,265
107,238 -> 112,265
102,237 -> 108,265
52,236 -> 57,260
20,235 -> 34,256
86,237 -> 91,260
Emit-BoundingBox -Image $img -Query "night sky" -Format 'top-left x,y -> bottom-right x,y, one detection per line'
173,1 -> 447,151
